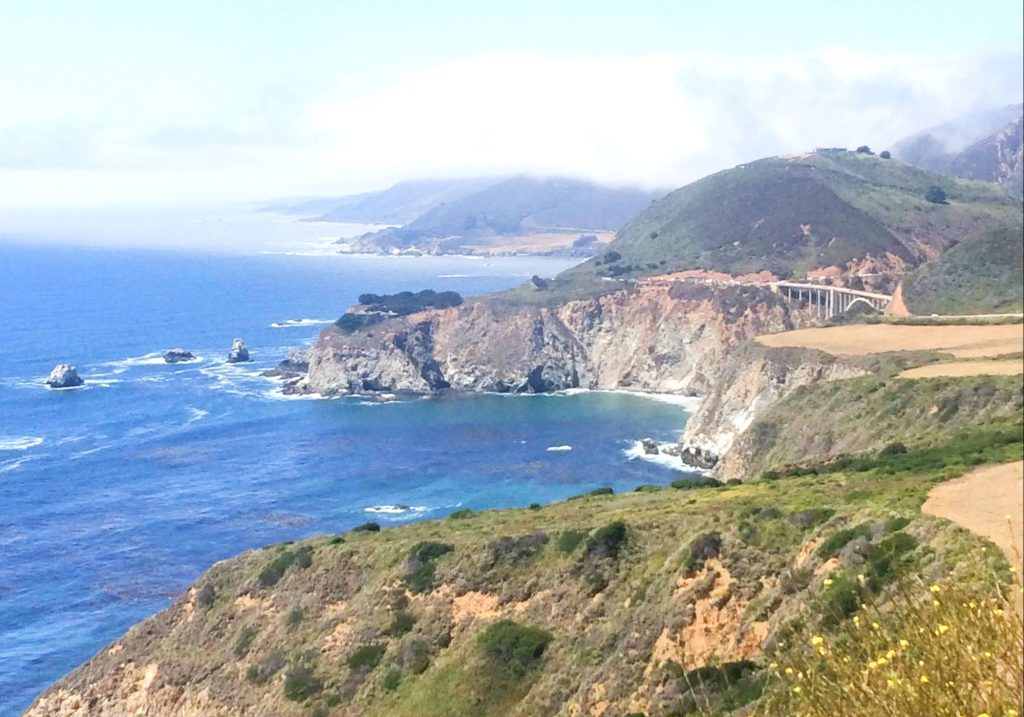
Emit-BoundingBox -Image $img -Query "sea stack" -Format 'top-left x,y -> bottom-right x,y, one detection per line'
227,338 -> 250,363
45,364 -> 84,388
163,348 -> 196,363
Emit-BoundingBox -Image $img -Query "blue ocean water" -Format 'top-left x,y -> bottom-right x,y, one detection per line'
0,242 -> 695,714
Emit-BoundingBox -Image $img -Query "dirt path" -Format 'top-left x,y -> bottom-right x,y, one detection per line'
898,359 -> 1024,379
922,461 -> 1024,574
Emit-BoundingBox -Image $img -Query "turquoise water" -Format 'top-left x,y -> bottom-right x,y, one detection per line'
0,243 -> 695,714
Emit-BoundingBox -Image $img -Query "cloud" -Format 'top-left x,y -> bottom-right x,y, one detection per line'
0,49 -> 1021,207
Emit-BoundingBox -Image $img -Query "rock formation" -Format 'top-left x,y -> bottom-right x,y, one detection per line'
162,349 -> 196,364
293,282 -> 816,398
227,338 -> 250,363
45,364 -> 84,388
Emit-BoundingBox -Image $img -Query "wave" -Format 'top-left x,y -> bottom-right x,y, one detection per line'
0,436 -> 43,451
270,318 -> 331,328
364,504 -> 430,515
0,455 -> 38,473
103,352 -> 204,370
622,440 -> 707,473
186,408 -> 209,424
546,445 -> 572,452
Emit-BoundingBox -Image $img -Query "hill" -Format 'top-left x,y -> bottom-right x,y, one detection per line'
562,150 -> 1021,281
341,177 -> 663,255
893,104 -> 1024,193
900,223 -> 1024,314
262,178 -> 502,225
25,371 -> 1023,717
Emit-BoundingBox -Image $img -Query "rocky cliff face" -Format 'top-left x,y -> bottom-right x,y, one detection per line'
679,345 -> 869,480
295,282 -> 815,399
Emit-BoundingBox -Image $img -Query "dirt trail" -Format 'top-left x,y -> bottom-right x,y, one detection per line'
898,359 -> 1024,379
922,461 -> 1024,574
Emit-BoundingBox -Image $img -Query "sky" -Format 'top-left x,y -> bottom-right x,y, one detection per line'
1,0 -> 1022,210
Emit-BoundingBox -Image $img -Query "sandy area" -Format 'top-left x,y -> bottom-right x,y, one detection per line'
922,461 -> 1024,574
898,359 -> 1024,379
461,231 -> 614,255
757,323 -> 1023,359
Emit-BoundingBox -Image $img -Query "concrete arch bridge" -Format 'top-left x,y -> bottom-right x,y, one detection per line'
771,281 -> 892,318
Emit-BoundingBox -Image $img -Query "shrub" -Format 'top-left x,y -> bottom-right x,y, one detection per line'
388,610 -> 416,637
347,643 -> 387,670
760,578 -> 1023,716
878,441 -> 908,457
528,502 -> 542,510
816,524 -> 872,559
477,620 -> 553,677
788,509 -> 834,530
285,607 -> 303,628
925,185 -> 948,204
258,550 -> 297,587
403,541 -> 454,593
447,508 -> 474,520
568,486 -> 614,500
671,476 -> 723,490
603,251 -> 622,263
328,535 -> 345,545
335,313 -> 385,333
382,669 -> 402,691
233,626 -> 258,658
879,150 -> 891,159
295,545 -> 313,569
855,145 -> 873,154
684,532 -> 722,573
557,529 -> 588,553
283,665 -> 323,701
246,653 -> 284,684
634,484 -> 661,492
195,583 -> 216,608
585,520 -> 628,560
409,541 -> 454,562
352,521 -> 381,533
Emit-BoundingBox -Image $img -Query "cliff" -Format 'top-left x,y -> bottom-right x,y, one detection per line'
25,414 -> 1023,716
294,282 -> 815,398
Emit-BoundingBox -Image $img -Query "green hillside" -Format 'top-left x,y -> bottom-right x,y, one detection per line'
563,151 -> 1020,280
901,223 -> 1024,314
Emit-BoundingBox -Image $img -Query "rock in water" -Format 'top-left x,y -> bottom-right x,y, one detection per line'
641,438 -> 660,455
163,348 -> 196,364
227,338 -> 250,363
679,445 -> 719,470
45,363 -> 84,388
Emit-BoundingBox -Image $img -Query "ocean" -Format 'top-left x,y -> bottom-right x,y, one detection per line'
0,239 -> 697,714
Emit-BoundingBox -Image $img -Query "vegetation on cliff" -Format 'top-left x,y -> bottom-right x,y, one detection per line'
901,223 -> 1024,315
563,151 -> 1020,280
27,399 -> 1022,715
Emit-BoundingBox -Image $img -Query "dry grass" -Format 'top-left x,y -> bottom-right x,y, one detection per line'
923,461 -> 1024,576
757,324 -> 1023,359
756,575 -> 1024,717
898,359 -> 1023,379
460,231 -> 614,255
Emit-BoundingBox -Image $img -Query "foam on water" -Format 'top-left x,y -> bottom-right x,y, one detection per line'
0,435 -> 43,451
546,445 -> 573,452
269,318 -> 331,328
364,504 -> 430,515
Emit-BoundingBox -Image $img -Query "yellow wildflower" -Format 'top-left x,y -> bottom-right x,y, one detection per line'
919,674 -> 929,684
823,578 -> 833,586
899,639 -> 909,648
785,667 -> 794,675
936,624 -> 949,635
810,635 -> 824,646
929,584 -> 941,593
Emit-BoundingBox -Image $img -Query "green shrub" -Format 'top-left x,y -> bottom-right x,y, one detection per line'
328,535 -> 345,545
352,521 -> 381,533
788,508 -> 834,530
388,610 -> 416,637
357,289 -> 463,315
816,524 -> 872,559
684,532 -> 722,573
195,583 -> 216,608
671,476 -> 723,490
283,665 -> 323,701
878,441 -> 908,457
819,573 -> 861,626
403,542 -> 454,593
335,313 -> 385,333
410,541 -> 454,562
477,620 -> 553,677
634,484 -> 661,492
585,520 -> 628,560
557,529 -> 588,553
258,550 -> 297,587
233,626 -> 258,658
447,508 -> 474,520
285,607 -> 303,629
295,545 -> 313,569
382,669 -> 402,691
568,486 -> 614,500
347,643 -> 387,670
528,502 -> 542,510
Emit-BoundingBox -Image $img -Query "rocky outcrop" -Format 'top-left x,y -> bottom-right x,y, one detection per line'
265,349 -> 310,380
295,282 -> 816,398
163,349 -> 196,364
45,364 -> 84,388
679,344 -> 868,480
226,339 -> 250,363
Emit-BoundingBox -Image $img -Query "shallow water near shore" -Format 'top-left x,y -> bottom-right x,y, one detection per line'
0,243 -> 699,714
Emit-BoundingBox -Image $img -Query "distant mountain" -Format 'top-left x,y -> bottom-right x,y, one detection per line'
892,104 -> 1024,192
339,176 -> 664,255
263,178 -> 503,225
563,149 -> 1021,282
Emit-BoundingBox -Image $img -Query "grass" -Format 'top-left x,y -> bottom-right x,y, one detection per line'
757,577 -> 1024,716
